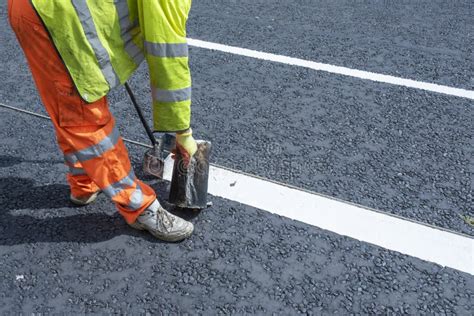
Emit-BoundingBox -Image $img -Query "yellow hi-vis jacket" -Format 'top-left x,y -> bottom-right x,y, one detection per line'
31,0 -> 192,132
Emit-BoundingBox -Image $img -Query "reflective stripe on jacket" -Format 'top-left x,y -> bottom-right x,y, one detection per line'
31,0 -> 192,132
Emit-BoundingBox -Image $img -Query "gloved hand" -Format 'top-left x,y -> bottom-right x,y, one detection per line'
174,128 -> 198,167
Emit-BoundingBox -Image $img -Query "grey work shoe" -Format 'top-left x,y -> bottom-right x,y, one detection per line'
70,191 -> 100,206
129,200 -> 194,242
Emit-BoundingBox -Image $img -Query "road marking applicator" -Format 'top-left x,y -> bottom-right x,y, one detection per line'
1,102 -> 472,275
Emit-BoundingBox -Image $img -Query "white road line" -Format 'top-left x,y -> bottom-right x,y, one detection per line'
3,105 -> 473,274
163,156 -> 474,275
188,38 -> 474,100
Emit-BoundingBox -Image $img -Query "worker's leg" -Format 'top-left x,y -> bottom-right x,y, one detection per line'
56,137 -> 100,199
8,0 -> 98,200
8,0 -> 156,224
137,0 -> 193,132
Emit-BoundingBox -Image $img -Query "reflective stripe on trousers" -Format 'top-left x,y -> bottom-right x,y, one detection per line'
64,125 -> 121,164
8,0 -> 156,224
68,165 -> 86,176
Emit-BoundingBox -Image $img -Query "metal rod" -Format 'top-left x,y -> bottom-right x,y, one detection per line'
1,102 -> 473,239
124,82 -> 157,147
0,102 -> 152,149
122,138 -> 152,149
0,102 -> 50,120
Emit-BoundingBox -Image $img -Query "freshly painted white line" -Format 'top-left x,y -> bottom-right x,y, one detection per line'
4,103 -> 473,274
163,155 -> 474,275
188,38 -> 474,100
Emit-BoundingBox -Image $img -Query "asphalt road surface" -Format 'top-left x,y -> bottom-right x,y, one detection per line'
0,0 -> 473,314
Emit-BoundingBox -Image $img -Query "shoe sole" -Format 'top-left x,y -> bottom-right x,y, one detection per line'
129,222 -> 194,242
70,191 -> 100,206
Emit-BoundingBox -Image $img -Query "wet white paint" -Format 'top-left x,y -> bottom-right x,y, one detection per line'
164,155 -> 474,275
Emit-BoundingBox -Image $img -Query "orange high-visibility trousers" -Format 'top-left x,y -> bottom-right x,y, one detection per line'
8,0 -> 156,224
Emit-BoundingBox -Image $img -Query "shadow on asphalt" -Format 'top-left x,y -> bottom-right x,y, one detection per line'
0,156 -> 198,245
0,176 -> 169,246
1,177 -> 71,209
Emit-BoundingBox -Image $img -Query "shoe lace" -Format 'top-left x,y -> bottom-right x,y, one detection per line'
153,207 -> 175,233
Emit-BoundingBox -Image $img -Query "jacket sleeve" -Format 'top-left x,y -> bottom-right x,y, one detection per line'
138,0 -> 193,132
